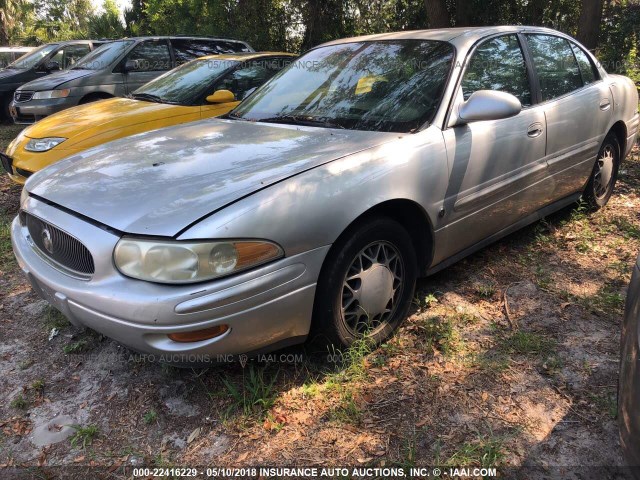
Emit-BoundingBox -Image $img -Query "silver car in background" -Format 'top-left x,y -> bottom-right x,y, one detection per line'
11,26 -> 640,362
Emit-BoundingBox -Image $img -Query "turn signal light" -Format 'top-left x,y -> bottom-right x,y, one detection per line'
168,325 -> 229,343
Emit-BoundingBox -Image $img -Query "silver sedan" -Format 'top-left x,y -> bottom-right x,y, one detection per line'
11,26 -> 640,362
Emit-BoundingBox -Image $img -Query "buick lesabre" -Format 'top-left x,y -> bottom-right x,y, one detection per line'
12,26 -> 640,362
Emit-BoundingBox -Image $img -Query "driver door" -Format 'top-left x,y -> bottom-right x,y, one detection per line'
440,34 -> 550,256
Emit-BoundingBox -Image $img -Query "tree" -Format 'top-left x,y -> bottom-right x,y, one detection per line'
88,0 -> 125,39
0,0 -> 29,44
425,0 -> 449,28
576,0 -> 605,50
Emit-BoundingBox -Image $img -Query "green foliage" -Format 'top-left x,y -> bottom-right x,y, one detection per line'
69,424 -> 99,449
4,0 -> 638,76
221,365 -> 278,418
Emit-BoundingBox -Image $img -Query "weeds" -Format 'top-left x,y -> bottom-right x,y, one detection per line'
221,365 -> 278,418
69,424 -> 99,449
500,331 -> 555,356
10,394 -> 28,410
63,339 -> 89,354
143,409 -> 158,425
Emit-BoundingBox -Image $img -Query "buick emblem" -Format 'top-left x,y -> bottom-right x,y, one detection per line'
41,227 -> 54,254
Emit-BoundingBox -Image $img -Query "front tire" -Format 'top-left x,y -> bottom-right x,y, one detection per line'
310,217 -> 417,349
584,133 -> 621,209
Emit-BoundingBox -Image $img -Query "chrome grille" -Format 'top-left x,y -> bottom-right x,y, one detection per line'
25,213 -> 95,275
14,90 -> 34,102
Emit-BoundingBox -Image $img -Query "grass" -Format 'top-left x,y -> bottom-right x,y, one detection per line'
143,409 -> 158,425
326,389 -> 361,425
31,379 -> 44,393
221,365 -> 279,418
445,435 -> 505,469
419,315 -> 462,355
499,331 -> 555,356
10,394 -> 28,410
69,424 -> 99,449
474,283 -> 497,299
43,306 -> 70,330
63,339 -> 89,354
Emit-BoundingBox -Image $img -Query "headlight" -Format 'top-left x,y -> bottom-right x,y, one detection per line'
24,137 -> 66,152
114,238 -> 284,284
32,89 -> 71,100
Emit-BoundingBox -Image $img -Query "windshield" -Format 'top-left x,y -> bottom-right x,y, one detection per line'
7,44 -> 59,70
232,40 -> 454,133
73,40 -> 134,70
133,58 -> 238,104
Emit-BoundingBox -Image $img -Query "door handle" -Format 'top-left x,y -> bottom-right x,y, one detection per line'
527,122 -> 543,138
600,98 -> 611,111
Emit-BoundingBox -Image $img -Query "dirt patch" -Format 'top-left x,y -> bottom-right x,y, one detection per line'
0,126 -> 638,477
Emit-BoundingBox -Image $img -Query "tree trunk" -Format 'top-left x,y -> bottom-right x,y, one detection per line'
528,0 -> 546,25
576,0 -> 604,50
455,0 -> 473,26
425,0 -> 449,28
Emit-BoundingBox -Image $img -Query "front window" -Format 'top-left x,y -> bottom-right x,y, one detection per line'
231,40 -> 455,133
133,58 -> 238,104
7,44 -> 59,70
73,40 -> 134,70
461,34 -> 532,107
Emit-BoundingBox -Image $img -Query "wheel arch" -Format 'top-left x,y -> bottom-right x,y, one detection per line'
609,120 -> 627,158
79,92 -> 113,104
327,198 -> 435,276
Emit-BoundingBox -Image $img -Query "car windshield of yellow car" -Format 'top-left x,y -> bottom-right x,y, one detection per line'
133,58 -> 238,105
231,40 -> 454,133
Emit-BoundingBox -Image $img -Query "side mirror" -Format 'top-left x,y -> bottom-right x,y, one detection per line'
206,89 -> 236,104
457,90 -> 521,124
123,59 -> 140,73
44,60 -> 60,72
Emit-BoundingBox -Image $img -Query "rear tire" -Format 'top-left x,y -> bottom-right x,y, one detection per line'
310,217 -> 417,350
583,132 -> 620,210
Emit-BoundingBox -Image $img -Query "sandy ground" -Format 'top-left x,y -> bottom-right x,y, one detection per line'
0,123 -> 638,479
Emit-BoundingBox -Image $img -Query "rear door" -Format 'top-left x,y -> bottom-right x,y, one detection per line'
440,34 -> 549,254
123,40 -> 172,94
524,33 -> 612,198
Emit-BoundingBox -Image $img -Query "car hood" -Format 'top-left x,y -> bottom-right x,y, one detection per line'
19,69 -> 93,91
27,119 -> 397,236
24,97 -> 198,149
0,68 -> 20,80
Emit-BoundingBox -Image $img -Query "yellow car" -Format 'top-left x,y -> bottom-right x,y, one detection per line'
2,52 -> 295,184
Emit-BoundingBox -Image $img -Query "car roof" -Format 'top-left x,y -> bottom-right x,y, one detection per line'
194,51 -> 296,62
121,36 -> 250,43
318,25 -> 576,49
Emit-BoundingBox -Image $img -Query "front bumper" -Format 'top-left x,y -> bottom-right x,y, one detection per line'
11,198 -> 328,362
11,96 -> 80,124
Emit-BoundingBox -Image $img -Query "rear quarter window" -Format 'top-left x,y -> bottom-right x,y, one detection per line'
570,41 -> 599,85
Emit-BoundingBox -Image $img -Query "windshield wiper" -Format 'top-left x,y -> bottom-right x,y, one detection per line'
131,93 -> 164,103
226,112 -> 248,121
257,115 -> 345,129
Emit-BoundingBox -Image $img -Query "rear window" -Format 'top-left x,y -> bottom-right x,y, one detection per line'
172,39 -> 252,65
525,34 -> 583,101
